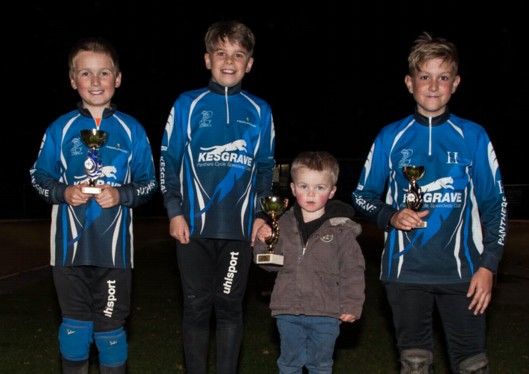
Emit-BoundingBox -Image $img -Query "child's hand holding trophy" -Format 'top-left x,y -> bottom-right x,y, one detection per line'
255,195 -> 289,265
402,165 -> 427,228
81,129 -> 108,194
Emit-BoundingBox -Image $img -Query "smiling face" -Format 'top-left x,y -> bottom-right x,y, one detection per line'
70,51 -> 121,119
290,167 -> 336,222
204,38 -> 253,88
405,57 -> 460,117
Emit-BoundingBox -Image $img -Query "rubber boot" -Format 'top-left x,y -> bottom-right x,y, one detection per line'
457,353 -> 489,374
62,358 -> 89,374
183,328 -> 210,374
216,326 -> 243,374
400,348 -> 434,374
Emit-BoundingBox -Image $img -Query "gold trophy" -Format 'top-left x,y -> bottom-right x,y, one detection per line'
255,195 -> 289,265
402,165 -> 427,228
80,129 -> 108,194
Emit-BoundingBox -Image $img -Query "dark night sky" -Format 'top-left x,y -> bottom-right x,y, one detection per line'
4,1 -> 528,217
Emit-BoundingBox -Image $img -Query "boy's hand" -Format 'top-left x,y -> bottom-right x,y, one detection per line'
251,218 -> 269,246
169,215 -> 190,244
65,185 -> 91,206
340,314 -> 358,323
390,209 -> 429,231
467,267 -> 493,315
94,185 -> 119,208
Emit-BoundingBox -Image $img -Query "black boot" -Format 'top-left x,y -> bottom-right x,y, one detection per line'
400,349 -> 434,374
457,353 -> 489,374
62,358 -> 89,374
216,326 -> 243,374
183,328 -> 210,374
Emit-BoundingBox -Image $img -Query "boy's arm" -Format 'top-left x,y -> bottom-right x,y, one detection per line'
29,128 -> 70,205
471,132 -> 509,273
253,110 -> 276,213
160,103 -> 187,219
115,126 -> 158,208
339,222 -> 366,319
352,140 -> 398,230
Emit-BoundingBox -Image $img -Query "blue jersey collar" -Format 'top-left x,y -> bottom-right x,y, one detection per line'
413,107 -> 450,126
208,80 -> 242,95
77,102 -> 117,119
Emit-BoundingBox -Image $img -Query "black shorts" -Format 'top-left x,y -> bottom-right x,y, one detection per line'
53,266 -> 132,332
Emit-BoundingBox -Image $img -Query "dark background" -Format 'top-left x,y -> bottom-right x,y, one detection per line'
4,1 -> 528,219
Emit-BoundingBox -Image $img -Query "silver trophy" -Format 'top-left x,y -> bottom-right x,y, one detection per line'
255,196 -> 289,265
402,165 -> 427,228
80,129 -> 108,194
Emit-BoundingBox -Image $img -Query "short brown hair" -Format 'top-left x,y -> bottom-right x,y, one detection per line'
290,151 -> 340,186
68,37 -> 120,79
204,20 -> 255,56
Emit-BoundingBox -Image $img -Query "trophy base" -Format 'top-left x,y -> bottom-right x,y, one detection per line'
416,221 -> 427,229
82,186 -> 102,194
255,253 -> 284,266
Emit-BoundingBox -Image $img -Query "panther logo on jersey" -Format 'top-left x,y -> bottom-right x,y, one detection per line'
200,140 -> 247,155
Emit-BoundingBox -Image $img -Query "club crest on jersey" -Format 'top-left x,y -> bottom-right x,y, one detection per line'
199,111 -> 213,128
70,138 -> 84,156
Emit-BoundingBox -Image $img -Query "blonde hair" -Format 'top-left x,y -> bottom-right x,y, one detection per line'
408,32 -> 459,77
290,151 -> 339,186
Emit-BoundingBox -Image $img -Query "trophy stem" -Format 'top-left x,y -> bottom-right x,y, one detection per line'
265,219 -> 280,252
80,129 -> 108,195
403,165 -> 427,229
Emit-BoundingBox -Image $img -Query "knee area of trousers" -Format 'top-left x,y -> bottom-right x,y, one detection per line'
400,349 -> 433,374
457,353 -> 489,374
94,327 -> 128,367
59,318 -> 94,361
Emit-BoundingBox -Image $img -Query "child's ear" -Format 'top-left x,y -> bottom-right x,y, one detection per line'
290,182 -> 296,197
115,72 -> 122,88
245,57 -> 254,73
204,53 -> 212,70
329,186 -> 337,199
404,75 -> 413,93
70,77 -> 77,90
451,75 -> 461,93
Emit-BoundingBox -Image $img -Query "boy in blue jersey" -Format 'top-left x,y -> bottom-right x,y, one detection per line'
160,20 -> 275,373
352,32 -> 508,373
30,37 -> 158,373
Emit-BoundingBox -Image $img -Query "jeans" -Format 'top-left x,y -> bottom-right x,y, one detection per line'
276,314 -> 340,374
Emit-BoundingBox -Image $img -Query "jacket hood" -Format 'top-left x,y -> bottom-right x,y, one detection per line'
293,199 -> 362,237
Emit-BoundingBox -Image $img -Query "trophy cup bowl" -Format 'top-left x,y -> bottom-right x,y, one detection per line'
402,165 -> 427,228
255,195 -> 289,266
80,129 -> 108,194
